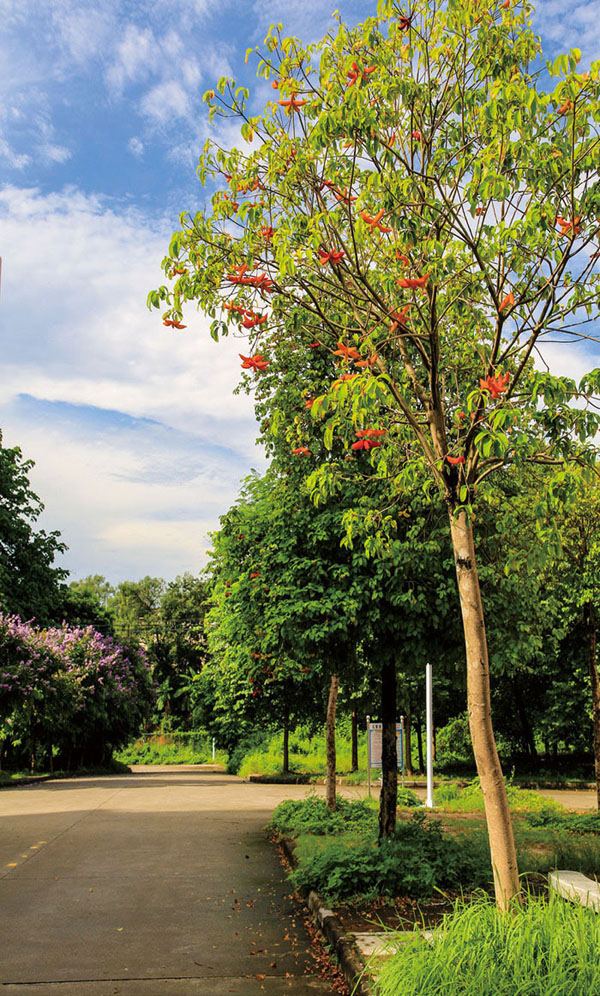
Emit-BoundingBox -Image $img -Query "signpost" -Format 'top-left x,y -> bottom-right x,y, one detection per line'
366,716 -> 405,796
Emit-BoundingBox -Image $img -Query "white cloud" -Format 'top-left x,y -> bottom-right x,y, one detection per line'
0,183 -> 266,581
140,80 -> 192,125
105,25 -> 157,96
128,136 -> 144,157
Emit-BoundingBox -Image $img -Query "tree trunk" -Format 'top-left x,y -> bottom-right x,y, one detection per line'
584,605 -> 600,811
405,712 -> 413,777
325,674 -> 339,810
415,717 -> 424,773
379,658 -> 398,839
448,506 -> 520,910
283,715 -> 290,774
351,710 -> 359,772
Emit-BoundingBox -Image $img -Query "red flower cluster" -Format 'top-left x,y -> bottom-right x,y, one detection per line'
318,248 -> 346,266
397,274 -> 428,290
347,61 -> 377,88
291,446 -> 311,456
163,318 -> 187,329
240,353 -> 270,372
360,209 -> 392,233
479,371 -> 510,399
333,341 -> 361,360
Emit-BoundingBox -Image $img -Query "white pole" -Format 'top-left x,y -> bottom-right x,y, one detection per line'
425,663 -> 434,808
212,737 -> 216,761
366,715 -> 371,797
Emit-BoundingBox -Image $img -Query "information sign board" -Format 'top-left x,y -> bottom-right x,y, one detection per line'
367,721 -> 404,769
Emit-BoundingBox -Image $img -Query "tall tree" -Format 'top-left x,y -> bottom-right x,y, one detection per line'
152,2 -> 600,906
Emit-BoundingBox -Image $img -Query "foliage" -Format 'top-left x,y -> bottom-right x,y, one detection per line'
375,894 -> 600,996
289,812 -> 491,900
116,738 -> 217,765
0,430 -> 67,625
270,795 -> 379,836
435,779 -> 562,813
524,806 -> 600,835
0,613 -> 155,770
232,723 -> 365,776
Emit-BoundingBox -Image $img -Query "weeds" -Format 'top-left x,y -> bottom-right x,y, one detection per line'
374,893 -> 600,996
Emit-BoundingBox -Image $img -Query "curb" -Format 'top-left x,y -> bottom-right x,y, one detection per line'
278,836 -> 372,996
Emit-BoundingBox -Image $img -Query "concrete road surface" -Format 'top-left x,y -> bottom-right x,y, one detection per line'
0,768 -> 349,996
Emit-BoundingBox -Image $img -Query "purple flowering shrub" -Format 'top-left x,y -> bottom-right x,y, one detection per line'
0,614 -> 155,771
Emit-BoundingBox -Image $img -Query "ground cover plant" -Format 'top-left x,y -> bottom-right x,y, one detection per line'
524,806 -> 600,834
435,779 -> 562,813
374,893 -> 600,996
289,811 -> 492,901
116,739 -> 217,765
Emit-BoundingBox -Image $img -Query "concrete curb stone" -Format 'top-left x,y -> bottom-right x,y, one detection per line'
277,835 -> 373,996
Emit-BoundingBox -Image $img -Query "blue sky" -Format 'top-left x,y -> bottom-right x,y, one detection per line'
1,0 -> 599,584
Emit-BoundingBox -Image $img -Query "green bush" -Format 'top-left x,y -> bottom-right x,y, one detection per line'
289,812 -> 492,901
269,796 -> 379,837
374,894 -> 600,996
232,723 -> 367,776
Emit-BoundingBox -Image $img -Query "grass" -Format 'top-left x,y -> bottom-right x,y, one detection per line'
115,737 -> 227,766
435,779 -> 562,813
374,893 -> 600,996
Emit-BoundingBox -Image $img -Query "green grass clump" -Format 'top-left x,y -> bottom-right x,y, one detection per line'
116,740 -> 216,765
374,894 -> 600,996
524,806 -> 600,834
269,795 -> 379,837
289,812 -> 491,901
435,779 -> 562,813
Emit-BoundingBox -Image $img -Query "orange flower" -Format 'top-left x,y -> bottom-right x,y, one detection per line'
479,371 -> 510,399
333,341 -> 361,360
347,61 -> 377,88
241,313 -> 268,329
390,305 -> 410,330
498,292 -> 514,313
250,572 -> 260,579
334,187 -> 358,205
397,274 -> 429,289
163,319 -> 187,329
355,354 -> 378,368
260,226 -> 274,242
318,248 -> 346,265
351,438 -> 382,451
446,455 -> 466,465
304,397 -> 315,409
557,100 -> 572,115
291,446 -> 311,456
309,341 -> 321,348
356,428 -> 387,438
411,130 -> 423,142
278,95 -> 307,113
360,208 -> 392,233
240,353 -> 270,372
395,250 -> 411,265
398,15 -> 412,29
501,0 -> 510,8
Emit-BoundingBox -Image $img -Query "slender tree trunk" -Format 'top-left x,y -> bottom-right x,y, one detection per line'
415,717 -> 424,773
448,506 -> 520,910
584,605 -> 600,811
351,710 -> 359,772
405,712 -> 413,777
283,715 -> 290,774
379,658 -> 398,839
325,674 -> 339,810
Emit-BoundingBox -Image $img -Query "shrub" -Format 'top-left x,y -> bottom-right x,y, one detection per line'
374,894 -> 600,996
289,812 -> 492,901
269,796 -> 378,837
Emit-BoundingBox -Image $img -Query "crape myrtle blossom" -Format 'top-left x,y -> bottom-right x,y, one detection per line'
0,614 -> 155,766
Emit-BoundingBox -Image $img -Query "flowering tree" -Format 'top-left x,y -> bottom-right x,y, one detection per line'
151,0 -> 600,907
0,615 -> 154,771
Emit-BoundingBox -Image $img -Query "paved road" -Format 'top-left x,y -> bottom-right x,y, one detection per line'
0,768 -> 345,996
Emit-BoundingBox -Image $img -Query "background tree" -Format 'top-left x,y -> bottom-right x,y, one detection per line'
0,430 -> 67,624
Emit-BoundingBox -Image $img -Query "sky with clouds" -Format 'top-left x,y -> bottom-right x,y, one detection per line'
1,0 -> 599,585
